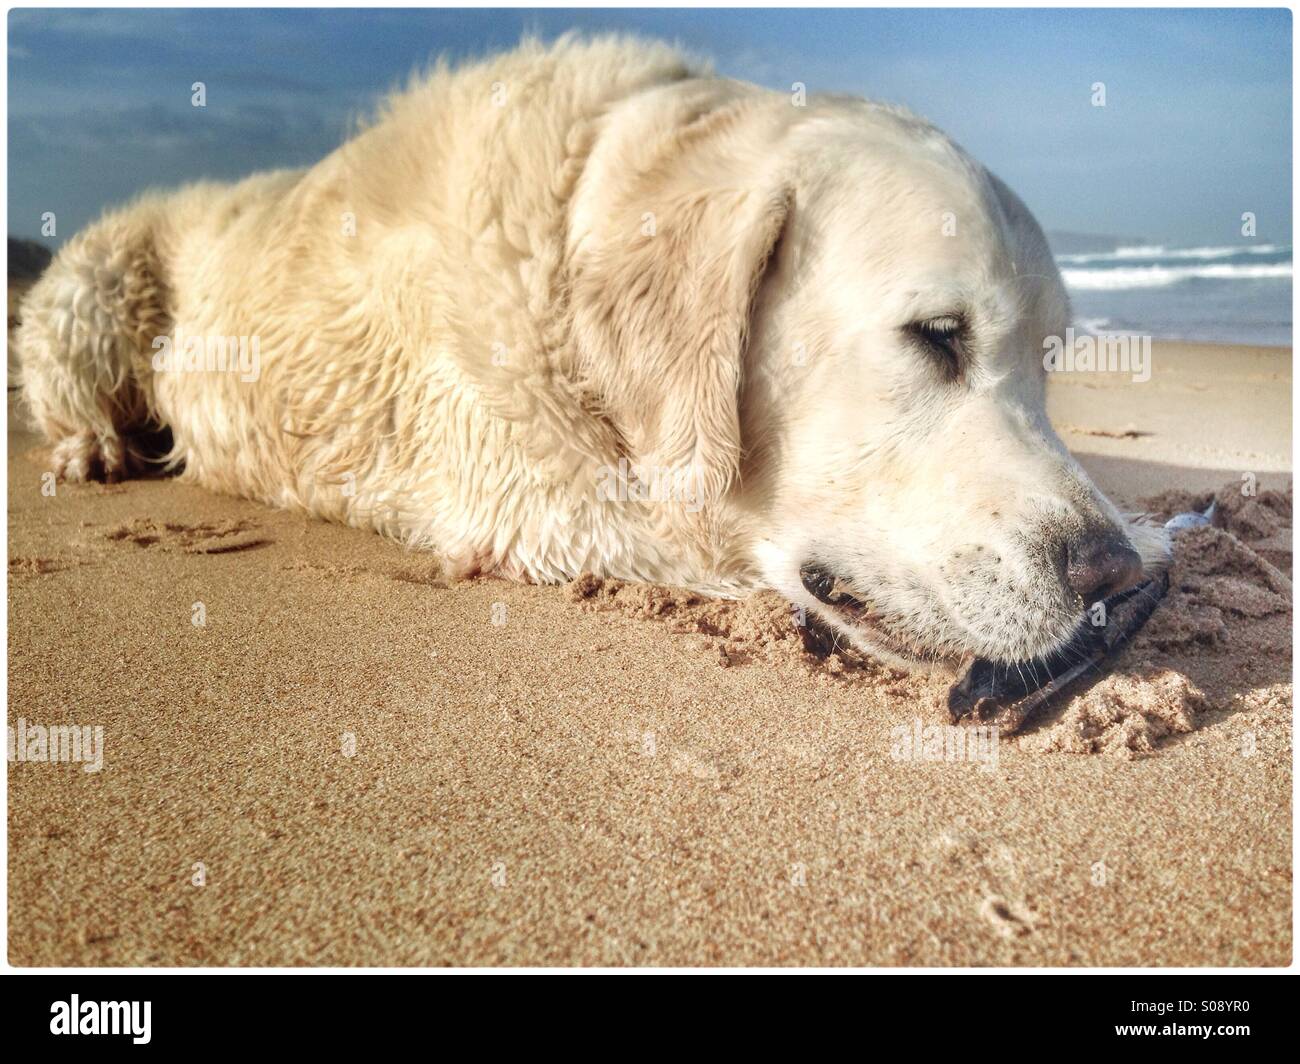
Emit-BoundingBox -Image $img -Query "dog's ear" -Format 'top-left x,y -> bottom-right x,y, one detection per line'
569,99 -> 790,508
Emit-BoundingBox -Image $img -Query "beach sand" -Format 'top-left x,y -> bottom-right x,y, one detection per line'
6,341 -> 1292,967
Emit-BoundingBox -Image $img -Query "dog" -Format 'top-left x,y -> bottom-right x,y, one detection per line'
17,35 -> 1166,670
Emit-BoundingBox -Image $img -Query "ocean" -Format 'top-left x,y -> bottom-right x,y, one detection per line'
1055,243 -> 1292,348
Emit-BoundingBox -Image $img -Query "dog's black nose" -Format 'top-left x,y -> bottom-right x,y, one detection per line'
1066,532 -> 1143,605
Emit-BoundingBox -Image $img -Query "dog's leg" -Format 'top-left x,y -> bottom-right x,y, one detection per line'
16,207 -> 171,482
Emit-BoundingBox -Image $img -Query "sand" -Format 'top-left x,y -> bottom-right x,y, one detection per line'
5,341 -> 1293,967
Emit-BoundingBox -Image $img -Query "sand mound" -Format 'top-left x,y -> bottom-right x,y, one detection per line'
1140,482 -> 1292,573
1135,526 -> 1290,652
570,481 -> 1291,758
1020,669 -> 1208,758
566,574 -> 889,678
1026,484 -> 1291,757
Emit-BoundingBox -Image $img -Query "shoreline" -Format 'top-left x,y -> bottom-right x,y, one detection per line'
1048,340 -> 1291,503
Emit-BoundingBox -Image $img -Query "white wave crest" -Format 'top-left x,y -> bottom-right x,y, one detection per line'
1056,243 -> 1285,265
1061,262 -> 1293,290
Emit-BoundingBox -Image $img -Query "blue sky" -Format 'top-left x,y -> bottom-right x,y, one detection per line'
8,7 -> 1292,247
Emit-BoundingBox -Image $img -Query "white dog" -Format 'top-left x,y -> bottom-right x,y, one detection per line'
17,35 -> 1165,669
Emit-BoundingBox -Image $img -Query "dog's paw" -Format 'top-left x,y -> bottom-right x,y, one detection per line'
51,432 -> 129,483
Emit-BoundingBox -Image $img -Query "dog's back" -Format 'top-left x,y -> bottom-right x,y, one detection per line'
18,36 -> 696,544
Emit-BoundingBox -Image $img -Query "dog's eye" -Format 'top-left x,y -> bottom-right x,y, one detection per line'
905,316 -> 965,378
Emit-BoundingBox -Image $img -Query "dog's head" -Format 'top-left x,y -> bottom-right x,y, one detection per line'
569,79 -> 1166,668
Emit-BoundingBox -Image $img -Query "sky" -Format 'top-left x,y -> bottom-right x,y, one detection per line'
7,7 -> 1293,248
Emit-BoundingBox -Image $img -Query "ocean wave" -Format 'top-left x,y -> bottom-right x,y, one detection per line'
1073,316 -> 1114,334
1061,262 -> 1293,290
1057,243 -> 1286,265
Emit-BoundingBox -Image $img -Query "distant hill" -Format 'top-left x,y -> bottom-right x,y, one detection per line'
9,236 -> 52,285
9,237 -> 54,386
1045,230 -> 1146,256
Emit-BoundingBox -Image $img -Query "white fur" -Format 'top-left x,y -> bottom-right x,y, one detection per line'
17,35 -> 1167,665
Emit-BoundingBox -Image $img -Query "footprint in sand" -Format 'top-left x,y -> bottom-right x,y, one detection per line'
934,829 -> 1040,939
979,894 -> 1038,939
102,517 -> 270,554
8,556 -> 81,582
670,749 -> 722,782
